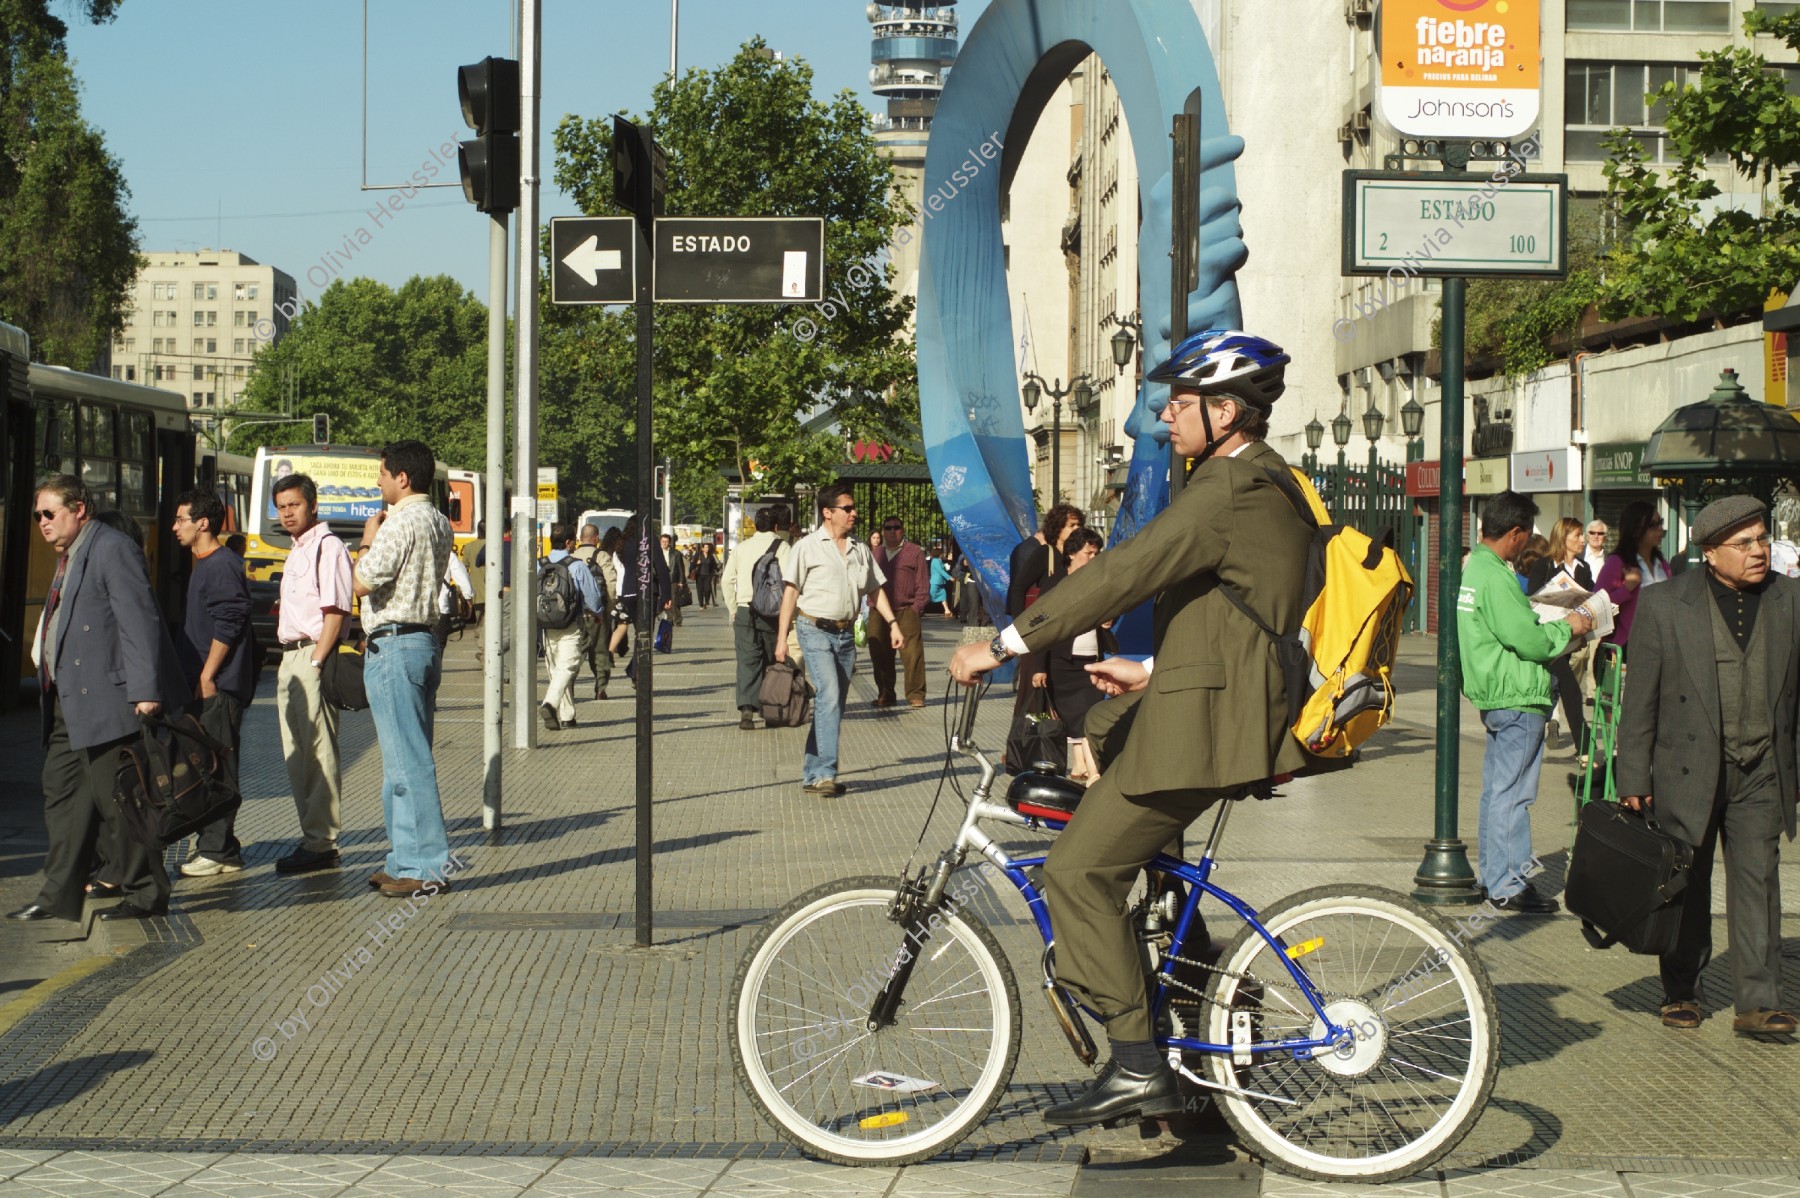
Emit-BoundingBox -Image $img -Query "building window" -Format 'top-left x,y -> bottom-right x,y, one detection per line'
193,365 -> 204,380
193,338 -> 205,354
235,283 -> 259,301
1564,60 -> 1724,162
152,281 -> 176,301
206,338 -> 217,353
234,338 -> 246,354
190,393 -> 204,408
1757,1 -> 1800,19
1567,0 -> 1731,32
153,310 -> 173,327
233,365 -> 245,380
122,337 -> 134,351
193,282 -> 218,301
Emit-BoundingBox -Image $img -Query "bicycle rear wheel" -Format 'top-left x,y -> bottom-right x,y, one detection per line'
1203,885 -> 1499,1182
731,876 -> 1022,1166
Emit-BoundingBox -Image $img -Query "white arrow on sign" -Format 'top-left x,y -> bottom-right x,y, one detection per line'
561,235 -> 623,285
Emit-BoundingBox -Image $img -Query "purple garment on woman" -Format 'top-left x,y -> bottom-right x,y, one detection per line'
1595,551 -> 1669,645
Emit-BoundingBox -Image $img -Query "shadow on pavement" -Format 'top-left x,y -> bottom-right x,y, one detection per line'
463,828 -> 760,890
0,1052 -> 155,1125
1494,982 -> 1603,1066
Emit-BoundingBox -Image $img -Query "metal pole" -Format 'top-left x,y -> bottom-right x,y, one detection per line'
1051,397 -> 1062,503
511,0 -> 543,750
669,0 -> 679,78
483,213 -> 508,833
634,223 -> 656,948
1414,274 -> 1477,905
661,455 -> 674,532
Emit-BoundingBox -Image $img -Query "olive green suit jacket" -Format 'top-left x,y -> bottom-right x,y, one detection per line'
1014,441 -> 1312,798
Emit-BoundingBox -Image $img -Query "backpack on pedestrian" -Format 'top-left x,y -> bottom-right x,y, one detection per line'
759,659 -> 813,728
1218,466 -> 1413,764
584,552 -> 612,612
749,543 -> 785,620
537,557 -> 582,630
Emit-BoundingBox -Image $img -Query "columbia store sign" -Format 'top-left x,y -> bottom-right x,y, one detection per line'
1379,0 -> 1541,138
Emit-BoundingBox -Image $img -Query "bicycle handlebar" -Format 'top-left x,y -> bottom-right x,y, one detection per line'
952,678 -> 983,748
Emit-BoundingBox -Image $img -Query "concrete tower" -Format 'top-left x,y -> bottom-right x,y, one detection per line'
867,1 -> 959,302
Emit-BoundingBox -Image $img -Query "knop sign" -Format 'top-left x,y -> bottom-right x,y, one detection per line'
1379,0 -> 1541,139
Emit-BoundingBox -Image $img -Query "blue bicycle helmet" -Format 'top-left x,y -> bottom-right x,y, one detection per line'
1145,329 -> 1290,408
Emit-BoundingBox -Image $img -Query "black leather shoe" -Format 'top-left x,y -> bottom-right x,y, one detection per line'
1043,1058 -> 1183,1127
1495,883 -> 1559,915
276,847 -> 341,875
97,902 -> 166,921
8,904 -> 56,921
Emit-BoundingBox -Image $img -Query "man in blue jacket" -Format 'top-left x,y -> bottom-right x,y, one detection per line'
9,475 -> 188,922
172,490 -> 255,877
1458,491 -> 1592,913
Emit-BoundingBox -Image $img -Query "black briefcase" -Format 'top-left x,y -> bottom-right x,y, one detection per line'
1564,800 -> 1694,956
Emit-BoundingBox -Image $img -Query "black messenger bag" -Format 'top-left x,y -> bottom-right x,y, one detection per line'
1564,800 -> 1694,956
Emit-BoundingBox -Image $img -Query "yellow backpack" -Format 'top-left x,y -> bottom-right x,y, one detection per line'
1219,467 -> 1414,762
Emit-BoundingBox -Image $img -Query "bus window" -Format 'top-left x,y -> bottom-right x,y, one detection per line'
120,462 -> 151,514
80,402 -> 116,458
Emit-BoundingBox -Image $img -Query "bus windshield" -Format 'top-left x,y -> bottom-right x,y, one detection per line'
249,446 -> 386,550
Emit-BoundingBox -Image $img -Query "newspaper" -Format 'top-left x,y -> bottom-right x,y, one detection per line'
1528,571 -> 1614,639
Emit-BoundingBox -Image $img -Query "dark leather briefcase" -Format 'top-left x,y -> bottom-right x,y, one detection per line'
1564,800 -> 1694,956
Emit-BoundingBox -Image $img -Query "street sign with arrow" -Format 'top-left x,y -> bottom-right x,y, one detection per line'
549,216 -> 637,305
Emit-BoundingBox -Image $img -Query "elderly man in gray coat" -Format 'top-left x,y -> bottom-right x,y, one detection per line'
8,475 -> 188,923
1617,494 -> 1798,1037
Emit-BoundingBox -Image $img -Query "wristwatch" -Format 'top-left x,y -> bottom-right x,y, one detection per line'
988,633 -> 1014,664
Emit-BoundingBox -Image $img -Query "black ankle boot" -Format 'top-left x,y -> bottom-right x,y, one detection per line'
1043,1057 -> 1182,1127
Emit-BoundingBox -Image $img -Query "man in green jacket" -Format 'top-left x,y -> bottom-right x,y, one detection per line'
1458,490 -> 1592,913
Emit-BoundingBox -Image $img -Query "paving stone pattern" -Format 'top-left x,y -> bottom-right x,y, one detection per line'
0,610 -> 1793,1192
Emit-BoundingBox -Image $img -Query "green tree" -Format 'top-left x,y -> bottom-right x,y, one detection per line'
231,276 -> 495,469
550,39 -> 917,500
1599,10 -> 1800,321
1454,203 -> 1605,378
0,0 -> 138,368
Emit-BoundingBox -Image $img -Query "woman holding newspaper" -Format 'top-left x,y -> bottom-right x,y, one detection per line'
1528,518 -> 1602,764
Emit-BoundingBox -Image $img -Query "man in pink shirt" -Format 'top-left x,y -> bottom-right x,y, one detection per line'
272,473 -> 354,874
869,516 -> 931,708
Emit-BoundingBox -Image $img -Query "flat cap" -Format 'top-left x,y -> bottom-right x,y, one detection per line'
1692,494 -> 1767,546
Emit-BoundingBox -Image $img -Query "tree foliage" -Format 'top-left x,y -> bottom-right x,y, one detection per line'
231,276 -> 493,470
0,0 -> 138,368
1456,204 -> 1605,378
1599,10 -> 1800,321
550,39 -> 918,504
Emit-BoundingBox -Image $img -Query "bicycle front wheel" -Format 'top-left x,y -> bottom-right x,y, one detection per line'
731,876 -> 1022,1166
1203,885 -> 1500,1182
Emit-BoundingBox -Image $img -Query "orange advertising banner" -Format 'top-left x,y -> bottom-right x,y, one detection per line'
1379,0 -> 1541,138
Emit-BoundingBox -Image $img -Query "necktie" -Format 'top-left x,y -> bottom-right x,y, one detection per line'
40,554 -> 68,696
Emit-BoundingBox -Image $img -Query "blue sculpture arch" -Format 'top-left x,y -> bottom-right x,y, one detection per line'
916,0 -> 1247,639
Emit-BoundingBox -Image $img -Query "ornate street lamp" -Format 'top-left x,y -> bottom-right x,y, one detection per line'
1110,311 -> 1141,373
1021,371 -> 1093,503
1400,395 -> 1425,440
1303,414 -> 1324,475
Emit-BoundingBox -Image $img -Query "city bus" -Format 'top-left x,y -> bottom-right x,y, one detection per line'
244,444 -> 450,579
198,447 -> 254,535
0,320 -> 197,689
447,467 -> 482,547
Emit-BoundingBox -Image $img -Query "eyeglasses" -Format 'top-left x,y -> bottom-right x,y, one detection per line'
1163,396 -> 1206,416
1715,533 -> 1773,552
1586,530 -> 1606,537
882,523 -> 902,532
172,514 -> 195,524
32,508 -> 65,522
830,505 -> 856,514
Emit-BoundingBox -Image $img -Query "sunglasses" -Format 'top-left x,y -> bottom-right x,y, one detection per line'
32,508 -> 66,522
830,505 -> 856,514
882,524 -> 903,532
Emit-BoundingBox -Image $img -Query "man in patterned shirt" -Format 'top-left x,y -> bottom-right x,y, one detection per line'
353,440 -> 457,898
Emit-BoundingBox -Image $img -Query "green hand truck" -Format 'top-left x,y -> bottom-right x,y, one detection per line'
1577,642 -> 1626,814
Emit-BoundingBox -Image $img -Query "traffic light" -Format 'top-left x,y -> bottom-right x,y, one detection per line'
312,412 -> 329,444
457,56 -> 520,214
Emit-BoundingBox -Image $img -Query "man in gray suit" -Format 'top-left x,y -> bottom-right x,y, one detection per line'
1617,494 -> 1797,1036
8,475 -> 188,923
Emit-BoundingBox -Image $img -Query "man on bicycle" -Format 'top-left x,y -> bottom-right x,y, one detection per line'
950,329 -> 1312,1127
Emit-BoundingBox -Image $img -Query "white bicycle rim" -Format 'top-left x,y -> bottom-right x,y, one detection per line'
734,884 -> 1017,1163
1205,887 -> 1498,1181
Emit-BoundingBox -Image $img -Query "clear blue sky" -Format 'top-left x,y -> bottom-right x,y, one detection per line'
66,0 -> 988,304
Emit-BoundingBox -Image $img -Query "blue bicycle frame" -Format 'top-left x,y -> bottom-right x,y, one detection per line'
943,714 -> 1354,1064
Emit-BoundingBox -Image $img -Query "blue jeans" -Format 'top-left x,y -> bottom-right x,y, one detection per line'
365,631 -> 451,880
795,620 -> 856,784
1477,708 -> 1547,899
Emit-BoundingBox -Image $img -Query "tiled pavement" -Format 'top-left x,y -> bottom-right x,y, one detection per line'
0,607 -> 1793,1195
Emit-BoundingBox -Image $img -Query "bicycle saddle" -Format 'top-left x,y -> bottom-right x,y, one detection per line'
1006,771 -> 1086,824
